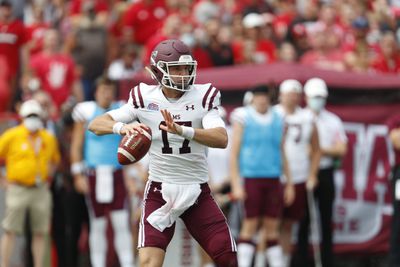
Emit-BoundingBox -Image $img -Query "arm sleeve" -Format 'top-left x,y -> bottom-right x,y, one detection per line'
72,102 -> 90,122
202,108 -> 226,129
335,118 -> 348,143
107,89 -> 138,123
229,107 -> 246,126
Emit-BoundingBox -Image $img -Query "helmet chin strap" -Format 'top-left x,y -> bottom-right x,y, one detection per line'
145,66 -> 157,80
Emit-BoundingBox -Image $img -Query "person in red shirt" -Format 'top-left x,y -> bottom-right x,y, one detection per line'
69,0 -> 109,16
122,0 -> 167,45
0,0 -> 28,108
29,29 -> 82,109
371,31 -> 400,74
0,55 -> 10,112
25,4 -> 50,56
142,13 -> 182,65
232,13 -> 277,64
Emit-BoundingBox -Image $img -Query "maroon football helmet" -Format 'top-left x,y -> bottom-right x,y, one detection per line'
150,39 -> 197,91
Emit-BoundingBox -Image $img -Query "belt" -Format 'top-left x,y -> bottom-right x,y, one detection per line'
11,181 -> 42,188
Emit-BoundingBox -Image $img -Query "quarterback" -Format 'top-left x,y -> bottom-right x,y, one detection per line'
88,39 -> 238,267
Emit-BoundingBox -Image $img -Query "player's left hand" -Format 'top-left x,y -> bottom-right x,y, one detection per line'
160,109 -> 183,135
284,182 -> 295,206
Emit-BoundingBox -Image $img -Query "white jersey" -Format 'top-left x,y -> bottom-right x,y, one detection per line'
108,83 -> 225,184
304,108 -> 347,169
275,104 -> 314,184
207,126 -> 232,186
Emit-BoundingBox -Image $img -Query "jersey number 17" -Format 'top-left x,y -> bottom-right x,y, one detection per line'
159,121 -> 192,154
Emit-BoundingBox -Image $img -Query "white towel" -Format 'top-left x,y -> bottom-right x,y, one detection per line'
95,166 -> 114,203
147,183 -> 201,232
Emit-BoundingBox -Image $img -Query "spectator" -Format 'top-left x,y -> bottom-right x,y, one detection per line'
0,99 -> 60,267
371,31 -> 400,73
300,24 -> 345,71
70,77 -> 135,267
193,0 -> 221,26
0,56 -> 10,112
278,42 -> 298,62
122,0 -> 168,45
294,78 -> 347,267
143,13 -> 182,65
230,85 -> 294,267
69,0 -> 109,19
108,44 -> 143,81
387,113 -> 400,267
233,13 -> 277,64
343,16 -> 376,72
25,4 -> 50,56
66,0 -> 109,101
286,23 -> 310,58
29,29 -> 83,110
203,19 -> 235,67
0,0 -> 28,108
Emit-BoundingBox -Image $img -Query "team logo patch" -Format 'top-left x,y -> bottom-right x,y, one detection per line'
186,105 -> 195,111
147,102 -> 159,111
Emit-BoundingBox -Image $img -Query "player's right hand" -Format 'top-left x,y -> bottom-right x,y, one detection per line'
120,123 -> 149,136
74,174 -> 89,194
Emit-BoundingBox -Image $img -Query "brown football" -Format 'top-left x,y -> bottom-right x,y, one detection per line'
117,127 -> 152,165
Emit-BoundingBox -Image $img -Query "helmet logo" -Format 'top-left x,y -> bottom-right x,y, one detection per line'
150,51 -> 158,65
179,55 -> 193,62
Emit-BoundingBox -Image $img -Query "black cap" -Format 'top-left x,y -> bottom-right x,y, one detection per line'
251,84 -> 269,95
0,0 -> 12,7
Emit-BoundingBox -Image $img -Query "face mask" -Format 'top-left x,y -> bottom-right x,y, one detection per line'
24,117 -> 44,132
308,97 -> 326,112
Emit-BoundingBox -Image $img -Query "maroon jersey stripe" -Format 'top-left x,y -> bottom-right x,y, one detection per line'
131,88 -> 139,109
208,88 -> 219,111
137,84 -> 145,108
202,84 -> 213,109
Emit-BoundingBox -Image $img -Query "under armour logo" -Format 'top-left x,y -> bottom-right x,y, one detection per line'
186,105 -> 195,111
154,187 -> 161,193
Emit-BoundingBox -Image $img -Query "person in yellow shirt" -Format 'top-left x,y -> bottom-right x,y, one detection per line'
0,99 -> 60,267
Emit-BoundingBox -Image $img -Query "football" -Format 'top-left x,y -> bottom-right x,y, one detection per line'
117,127 -> 152,165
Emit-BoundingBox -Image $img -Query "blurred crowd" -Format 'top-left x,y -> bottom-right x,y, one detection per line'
1,0 -> 400,115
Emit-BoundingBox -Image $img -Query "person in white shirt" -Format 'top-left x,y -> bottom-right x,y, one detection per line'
275,79 -> 321,267
294,78 -> 347,267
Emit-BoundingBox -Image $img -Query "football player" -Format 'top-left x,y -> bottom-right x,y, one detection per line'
70,77 -> 135,267
230,85 -> 294,267
274,79 -> 321,267
88,39 -> 238,267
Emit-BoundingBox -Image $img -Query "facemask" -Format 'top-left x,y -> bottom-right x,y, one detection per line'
308,97 -> 326,112
24,117 -> 44,132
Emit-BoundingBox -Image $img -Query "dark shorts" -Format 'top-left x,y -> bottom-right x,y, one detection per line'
244,178 -> 283,218
138,181 -> 237,260
283,182 -> 307,221
87,168 -> 127,218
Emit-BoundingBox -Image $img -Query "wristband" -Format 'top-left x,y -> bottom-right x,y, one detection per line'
180,126 -> 195,140
71,162 -> 85,175
113,122 -> 125,135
